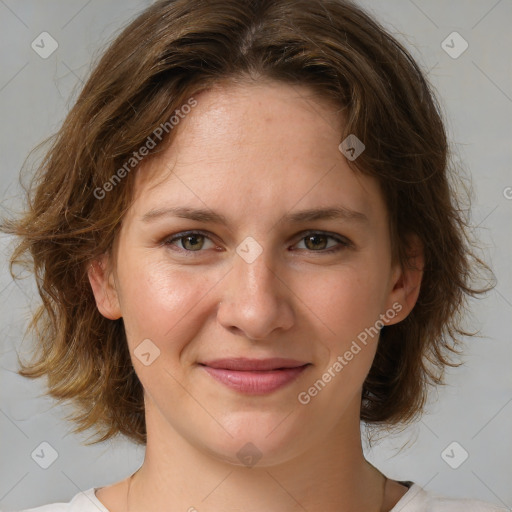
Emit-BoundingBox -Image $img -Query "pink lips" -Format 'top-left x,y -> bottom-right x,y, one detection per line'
200,358 -> 310,395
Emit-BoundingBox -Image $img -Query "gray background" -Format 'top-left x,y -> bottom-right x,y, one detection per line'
0,0 -> 511,510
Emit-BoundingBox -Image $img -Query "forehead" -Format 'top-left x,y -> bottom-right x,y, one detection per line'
129,81 -> 386,227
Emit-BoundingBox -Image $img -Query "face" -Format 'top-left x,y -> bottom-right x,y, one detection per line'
89,81 -> 422,466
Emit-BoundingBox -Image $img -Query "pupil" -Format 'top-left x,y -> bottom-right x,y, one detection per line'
185,235 -> 203,250
306,235 -> 326,250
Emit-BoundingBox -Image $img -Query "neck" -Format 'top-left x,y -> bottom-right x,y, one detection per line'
124,395 -> 388,512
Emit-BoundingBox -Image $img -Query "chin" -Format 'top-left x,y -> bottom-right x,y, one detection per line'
196,411 -> 312,468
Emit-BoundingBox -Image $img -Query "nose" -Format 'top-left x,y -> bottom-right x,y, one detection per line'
216,246 -> 295,341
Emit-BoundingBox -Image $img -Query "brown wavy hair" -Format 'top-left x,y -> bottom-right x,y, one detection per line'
1,0 -> 494,446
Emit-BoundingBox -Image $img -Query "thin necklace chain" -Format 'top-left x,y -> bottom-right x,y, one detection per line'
125,470 -> 388,512
126,468 -> 136,512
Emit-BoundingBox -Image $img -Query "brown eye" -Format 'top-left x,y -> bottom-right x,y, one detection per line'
294,232 -> 351,253
164,231 -> 216,253
180,234 -> 205,251
304,234 -> 329,250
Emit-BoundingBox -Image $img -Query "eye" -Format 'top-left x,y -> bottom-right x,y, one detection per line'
293,231 -> 352,253
164,231 -> 217,253
163,230 -> 352,256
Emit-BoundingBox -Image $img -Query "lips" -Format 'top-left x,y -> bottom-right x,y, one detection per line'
199,358 -> 311,394
200,357 -> 308,371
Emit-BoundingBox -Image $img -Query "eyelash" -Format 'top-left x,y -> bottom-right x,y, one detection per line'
162,230 -> 352,256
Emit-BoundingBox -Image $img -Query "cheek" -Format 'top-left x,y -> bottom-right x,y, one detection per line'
116,254 -> 210,348
296,267 -> 384,411
302,262 -> 387,343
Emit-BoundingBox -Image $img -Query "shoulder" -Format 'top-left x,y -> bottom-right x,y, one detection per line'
392,482 -> 509,512
8,488 -> 110,512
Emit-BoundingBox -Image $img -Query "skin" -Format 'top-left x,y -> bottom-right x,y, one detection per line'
88,80 -> 423,512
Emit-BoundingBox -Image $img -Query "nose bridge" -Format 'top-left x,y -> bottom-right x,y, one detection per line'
232,240 -> 278,301
217,238 -> 294,339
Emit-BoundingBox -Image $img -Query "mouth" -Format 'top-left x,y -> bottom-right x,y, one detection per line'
198,358 -> 311,394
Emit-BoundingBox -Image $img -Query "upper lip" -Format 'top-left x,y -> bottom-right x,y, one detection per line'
200,358 -> 309,371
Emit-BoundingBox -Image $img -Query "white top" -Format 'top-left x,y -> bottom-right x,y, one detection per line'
8,482 -> 508,512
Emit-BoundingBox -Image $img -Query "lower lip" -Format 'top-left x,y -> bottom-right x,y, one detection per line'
201,365 -> 309,394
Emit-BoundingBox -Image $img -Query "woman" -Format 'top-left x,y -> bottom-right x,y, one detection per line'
2,0 -> 505,510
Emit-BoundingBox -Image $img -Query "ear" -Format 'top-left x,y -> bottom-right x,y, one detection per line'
384,233 -> 424,326
87,254 -> 122,320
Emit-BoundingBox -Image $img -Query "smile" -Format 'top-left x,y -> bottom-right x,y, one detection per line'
199,358 -> 311,395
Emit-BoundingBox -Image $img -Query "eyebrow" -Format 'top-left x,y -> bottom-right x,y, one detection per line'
141,206 -> 369,226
